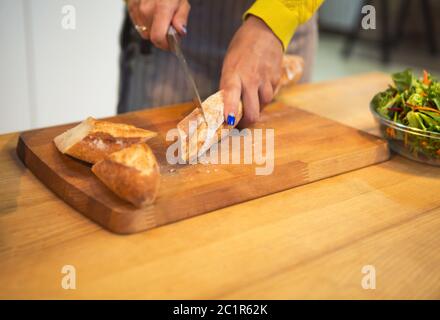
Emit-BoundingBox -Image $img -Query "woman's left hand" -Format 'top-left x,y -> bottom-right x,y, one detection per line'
220,15 -> 283,127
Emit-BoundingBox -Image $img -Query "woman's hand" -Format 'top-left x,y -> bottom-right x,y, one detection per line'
220,15 -> 283,127
126,0 -> 191,50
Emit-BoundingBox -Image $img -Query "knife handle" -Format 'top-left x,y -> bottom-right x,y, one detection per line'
167,26 -> 177,36
167,26 -> 179,53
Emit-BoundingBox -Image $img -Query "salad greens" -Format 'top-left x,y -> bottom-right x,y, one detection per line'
371,69 -> 440,163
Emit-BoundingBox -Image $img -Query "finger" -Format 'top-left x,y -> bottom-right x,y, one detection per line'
220,72 -> 242,126
127,0 -> 150,39
270,60 -> 282,89
138,0 -> 155,37
271,69 -> 281,87
150,1 -> 177,50
240,82 -> 260,127
172,1 -> 191,36
258,81 -> 274,107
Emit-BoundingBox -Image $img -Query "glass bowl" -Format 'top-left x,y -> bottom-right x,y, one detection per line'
370,103 -> 440,166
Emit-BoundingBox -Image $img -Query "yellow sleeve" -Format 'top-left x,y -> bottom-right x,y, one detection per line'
244,0 -> 324,50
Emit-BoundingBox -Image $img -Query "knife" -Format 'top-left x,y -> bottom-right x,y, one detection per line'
167,26 -> 207,121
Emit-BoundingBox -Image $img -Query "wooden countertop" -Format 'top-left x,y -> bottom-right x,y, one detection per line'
1,73 -> 440,299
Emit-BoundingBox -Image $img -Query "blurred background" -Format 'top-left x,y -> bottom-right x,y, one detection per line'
1,0 -> 439,134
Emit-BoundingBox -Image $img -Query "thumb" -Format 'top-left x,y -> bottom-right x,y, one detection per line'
172,1 -> 191,36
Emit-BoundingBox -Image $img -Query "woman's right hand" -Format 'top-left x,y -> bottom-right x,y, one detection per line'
126,0 -> 191,50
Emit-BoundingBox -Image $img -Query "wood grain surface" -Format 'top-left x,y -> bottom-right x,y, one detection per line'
16,102 -> 388,234
1,73 -> 440,299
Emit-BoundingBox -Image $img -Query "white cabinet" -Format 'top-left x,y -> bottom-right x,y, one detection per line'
0,0 -> 31,133
0,0 -> 124,134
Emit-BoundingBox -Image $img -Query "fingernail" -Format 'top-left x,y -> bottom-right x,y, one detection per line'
227,113 -> 236,126
181,25 -> 187,35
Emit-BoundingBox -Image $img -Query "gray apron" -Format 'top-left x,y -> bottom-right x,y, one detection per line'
118,0 -> 318,113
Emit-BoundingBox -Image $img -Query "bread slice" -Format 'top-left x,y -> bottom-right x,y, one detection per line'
53,117 -> 157,164
177,90 -> 243,162
176,54 -> 304,163
91,143 -> 160,207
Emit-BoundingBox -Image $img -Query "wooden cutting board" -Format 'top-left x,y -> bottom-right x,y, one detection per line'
16,102 -> 390,234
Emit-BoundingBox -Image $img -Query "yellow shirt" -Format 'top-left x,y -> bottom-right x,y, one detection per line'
244,0 -> 324,50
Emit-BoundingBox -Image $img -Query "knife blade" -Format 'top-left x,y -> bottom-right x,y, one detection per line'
167,26 -> 207,121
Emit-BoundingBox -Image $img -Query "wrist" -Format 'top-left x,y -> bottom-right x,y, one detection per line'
243,0 -> 303,50
243,15 -> 283,52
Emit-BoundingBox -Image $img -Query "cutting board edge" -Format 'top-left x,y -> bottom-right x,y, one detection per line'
16,134 -> 160,235
307,141 -> 390,181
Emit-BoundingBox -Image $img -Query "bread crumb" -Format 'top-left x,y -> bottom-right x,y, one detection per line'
91,138 -> 107,150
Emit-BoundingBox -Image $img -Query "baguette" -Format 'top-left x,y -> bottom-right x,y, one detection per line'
276,54 -> 305,93
53,117 -> 157,164
177,54 -> 304,162
177,90 -> 243,162
91,143 -> 160,208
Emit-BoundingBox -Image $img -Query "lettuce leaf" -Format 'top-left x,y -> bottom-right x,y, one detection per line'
392,69 -> 414,92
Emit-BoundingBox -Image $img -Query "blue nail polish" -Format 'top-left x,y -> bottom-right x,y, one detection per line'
227,113 -> 236,126
182,25 -> 187,35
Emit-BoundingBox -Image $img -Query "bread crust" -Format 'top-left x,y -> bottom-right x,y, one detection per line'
66,132 -> 150,164
54,117 -> 157,164
91,144 -> 160,207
